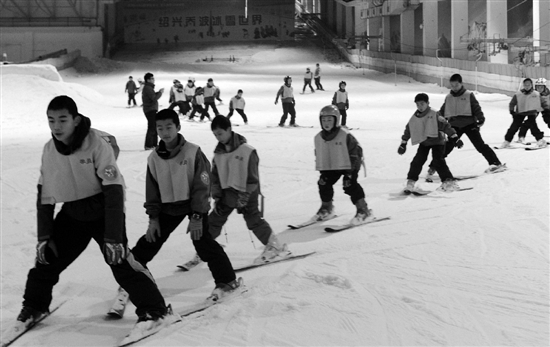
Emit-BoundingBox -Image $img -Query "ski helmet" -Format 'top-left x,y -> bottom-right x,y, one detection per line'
188,77 -> 196,83
284,75 -> 292,84
319,105 -> 341,128
173,79 -> 180,84
535,77 -> 547,87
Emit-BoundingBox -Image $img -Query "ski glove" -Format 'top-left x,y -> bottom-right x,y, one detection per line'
343,173 -> 353,188
236,191 -> 250,214
397,142 -> 407,155
103,242 -> 128,265
36,239 -> 58,265
455,139 -> 464,148
187,213 -> 203,240
477,119 -> 485,127
145,218 -> 161,243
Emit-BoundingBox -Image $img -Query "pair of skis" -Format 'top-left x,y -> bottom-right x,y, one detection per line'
288,214 -> 391,233
403,187 -> 473,196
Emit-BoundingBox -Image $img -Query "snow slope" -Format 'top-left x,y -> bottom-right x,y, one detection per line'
1,42 -> 548,346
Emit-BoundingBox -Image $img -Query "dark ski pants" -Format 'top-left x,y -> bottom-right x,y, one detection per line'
209,190 -> 272,245
128,93 -> 137,106
144,110 -> 158,149
227,109 -> 248,123
131,212 -> 236,285
279,102 -> 296,125
201,101 -> 219,120
23,211 -> 166,318
189,104 -> 204,120
314,77 -> 323,90
430,123 -> 500,167
318,170 -> 365,205
510,114 -> 544,141
339,108 -> 348,126
169,101 -> 190,115
303,79 -> 314,93
408,144 -> 453,182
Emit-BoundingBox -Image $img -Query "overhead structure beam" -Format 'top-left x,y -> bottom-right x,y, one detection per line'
7,0 -> 31,19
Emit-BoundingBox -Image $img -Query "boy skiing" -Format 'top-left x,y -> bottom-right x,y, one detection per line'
302,67 -> 315,94
516,77 -> 550,144
168,79 -> 186,115
275,76 -> 298,127
182,77 -> 197,117
227,89 -> 248,124
314,63 -> 324,91
398,93 -> 462,193
125,76 -> 138,107
182,115 -> 291,269
7,95 -> 176,344
332,81 -> 349,127
189,87 -> 205,121
202,78 -> 221,121
312,105 -> 371,225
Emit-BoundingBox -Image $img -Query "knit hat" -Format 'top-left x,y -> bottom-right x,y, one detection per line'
414,93 -> 429,103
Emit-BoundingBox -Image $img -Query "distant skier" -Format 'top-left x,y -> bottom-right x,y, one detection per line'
314,63 -> 324,91
517,77 -> 550,143
302,67 -> 315,94
182,77 -> 197,116
275,76 -> 298,127
332,81 -> 349,127
227,89 -> 248,124
202,78 -> 221,121
125,76 -> 138,107
168,79 -> 186,115
189,87 -> 206,121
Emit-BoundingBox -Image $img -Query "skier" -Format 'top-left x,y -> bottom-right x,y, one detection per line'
314,63 -> 324,91
10,95 -> 176,341
189,87 -> 205,121
312,105 -> 370,226
202,78 -> 221,121
182,115 -> 291,269
227,89 -> 248,124
125,76 -> 138,107
275,76 -> 298,127
517,77 -> 550,143
302,67 -> 315,94
125,108 -> 241,301
168,79 -> 186,115
501,77 -> 549,149
332,81 -> 349,127
426,73 -> 505,182
398,93 -> 462,192
183,77 -> 197,117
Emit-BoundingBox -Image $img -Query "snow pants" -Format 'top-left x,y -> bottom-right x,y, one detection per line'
303,79 -> 314,93
511,114 -> 544,141
279,102 -> 296,126
318,170 -> 365,205
209,189 -> 272,245
202,101 -> 220,120
339,108 -> 348,126
169,101 -> 190,115
189,104 -> 204,120
314,77 -> 323,90
128,92 -> 137,106
23,211 -> 166,318
227,109 -> 248,123
408,144 -> 453,182
131,212 -> 236,285
144,110 -> 158,149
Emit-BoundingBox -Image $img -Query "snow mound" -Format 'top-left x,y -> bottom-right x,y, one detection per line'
1,64 -> 62,81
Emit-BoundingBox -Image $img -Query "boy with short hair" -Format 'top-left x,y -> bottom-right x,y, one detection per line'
332,81 -> 349,127
202,78 -> 221,121
168,79 -> 186,115
516,77 -> 550,143
302,67 -> 315,94
275,76 -> 297,127
189,87 -> 205,121
398,93 -> 461,193
12,95 -> 173,338
313,105 -> 370,226
125,76 -> 138,107
227,89 -> 248,124
129,108 -> 240,299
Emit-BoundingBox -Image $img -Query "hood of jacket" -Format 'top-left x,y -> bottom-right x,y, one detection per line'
214,132 -> 247,154
156,133 -> 186,159
52,113 -> 91,155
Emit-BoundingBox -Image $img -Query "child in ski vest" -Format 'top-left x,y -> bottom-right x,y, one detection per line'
227,89 -> 248,124
275,76 -> 297,126
202,78 -> 220,121
189,87 -> 205,121
302,67 -> 315,93
398,93 -> 461,192
168,79 -> 186,115
313,105 -> 370,226
332,81 -> 349,127
517,77 -> 550,142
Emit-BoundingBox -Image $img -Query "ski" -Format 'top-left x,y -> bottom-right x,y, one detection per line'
525,146 -> 548,151
176,255 -> 203,272
411,187 -> 473,196
426,174 -> 480,183
325,216 -> 391,233
234,252 -> 316,272
107,287 -> 130,319
118,304 -> 182,347
288,215 -> 338,230
1,301 -> 66,347
267,125 -> 314,129
493,146 -> 524,150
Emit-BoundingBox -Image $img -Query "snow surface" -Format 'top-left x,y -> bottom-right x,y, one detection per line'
1,42 -> 549,347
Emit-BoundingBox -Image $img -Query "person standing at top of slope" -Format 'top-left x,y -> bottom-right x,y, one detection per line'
11,95 -> 175,339
275,76 -> 298,127
312,105 -> 371,226
314,63 -> 324,91
302,67 -> 315,94
181,115 -> 291,270
202,78 -> 221,121
398,93 -> 461,193
142,72 -> 164,150
332,81 -> 350,128
125,76 -> 138,107
425,73 -> 505,182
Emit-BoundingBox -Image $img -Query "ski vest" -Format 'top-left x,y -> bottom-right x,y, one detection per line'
444,90 -> 473,117
203,85 -> 217,100
184,85 -> 196,101
39,129 -> 125,204
408,109 -> 439,145
194,94 -> 204,105
304,71 -> 313,80
147,142 -> 198,203
213,144 -> 254,192
314,129 -> 352,171
333,90 -> 348,109
282,85 -> 294,99
231,96 -> 245,109
515,91 -> 543,113
172,86 -> 186,102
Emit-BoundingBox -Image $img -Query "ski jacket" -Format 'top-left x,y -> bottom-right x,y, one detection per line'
211,132 -> 260,207
439,87 -> 484,129
229,96 -> 245,110
125,80 -> 137,94
144,134 -> 211,218
314,67 -> 321,78
509,89 -> 547,116
37,115 -> 125,243
142,82 -> 162,113
314,127 -> 362,172
332,90 -> 349,110
401,107 -> 456,146
276,84 -> 294,103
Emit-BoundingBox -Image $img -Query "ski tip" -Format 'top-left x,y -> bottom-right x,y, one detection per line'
176,265 -> 189,271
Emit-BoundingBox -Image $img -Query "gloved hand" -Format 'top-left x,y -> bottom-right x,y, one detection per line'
187,214 -> 203,240
455,139 -> 464,148
397,142 -> 407,155
477,119 -> 485,127
36,239 -> 58,265
510,111 -> 517,116
103,242 -> 128,265
274,100 -> 278,105
145,218 -> 161,243
345,105 -> 349,110
213,199 -> 224,215
343,172 -> 352,188
236,192 -> 250,214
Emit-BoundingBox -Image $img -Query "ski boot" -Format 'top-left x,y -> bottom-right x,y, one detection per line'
536,139 -> 548,148
254,234 -> 291,264
350,198 -> 373,226
16,306 -> 48,329
425,167 -> 436,182
314,201 -> 335,221
403,179 -> 416,194
438,179 -> 459,192
208,278 -> 243,302
121,305 -> 180,345
499,141 -> 511,149
485,163 -> 507,174
517,137 -> 525,144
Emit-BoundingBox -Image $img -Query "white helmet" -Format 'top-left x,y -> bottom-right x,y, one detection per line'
188,77 -> 195,83
535,77 -> 547,87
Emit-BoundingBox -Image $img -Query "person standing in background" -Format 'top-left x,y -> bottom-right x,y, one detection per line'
314,63 -> 324,91
142,72 -> 164,150
125,76 -> 138,108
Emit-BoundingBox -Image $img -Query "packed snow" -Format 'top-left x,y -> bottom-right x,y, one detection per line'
1,41 -> 549,347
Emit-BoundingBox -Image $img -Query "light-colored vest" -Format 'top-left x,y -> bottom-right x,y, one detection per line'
515,91 -> 543,113
334,90 -> 348,104
172,86 -> 186,102
204,85 -> 217,98
184,85 -> 196,100
304,71 -> 313,80
213,144 -> 254,191
39,129 -> 125,204
231,96 -> 245,109
282,85 -> 294,99
444,90 -> 473,117
147,143 -> 198,203
408,109 -> 439,145
314,129 -> 352,171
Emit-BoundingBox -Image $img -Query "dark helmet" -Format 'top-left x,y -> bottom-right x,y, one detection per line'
319,105 -> 341,128
284,75 -> 292,84
339,81 -> 347,88
173,79 -> 180,84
